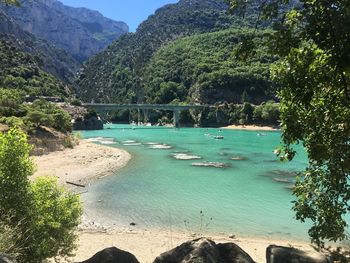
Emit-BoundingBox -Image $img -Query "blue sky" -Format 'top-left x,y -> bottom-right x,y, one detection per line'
59,0 -> 179,32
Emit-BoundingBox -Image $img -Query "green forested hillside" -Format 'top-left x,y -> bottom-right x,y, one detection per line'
144,28 -> 277,105
75,0 -> 264,103
0,39 -> 69,97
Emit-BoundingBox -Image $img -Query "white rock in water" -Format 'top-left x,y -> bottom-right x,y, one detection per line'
123,143 -> 142,146
85,137 -> 104,142
173,153 -> 201,160
100,141 -> 116,145
149,144 -> 172,149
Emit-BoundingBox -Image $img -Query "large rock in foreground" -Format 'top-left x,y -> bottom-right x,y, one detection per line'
79,247 -> 140,263
266,245 -> 329,263
153,238 -> 255,263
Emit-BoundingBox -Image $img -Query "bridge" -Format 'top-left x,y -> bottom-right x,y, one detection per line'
83,103 -> 211,128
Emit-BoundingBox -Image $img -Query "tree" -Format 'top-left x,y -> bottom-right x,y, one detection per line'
0,128 -> 34,223
226,0 -> 350,245
1,0 -> 19,5
28,177 -> 82,261
0,128 -> 82,262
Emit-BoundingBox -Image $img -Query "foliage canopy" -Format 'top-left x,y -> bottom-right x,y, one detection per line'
75,0 -> 263,103
227,0 -> 350,244
0,39 -> 69,97
144,28 -> 276,105
0,128 -> 82,261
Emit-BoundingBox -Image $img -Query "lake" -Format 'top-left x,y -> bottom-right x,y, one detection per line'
81,125 -> 310,241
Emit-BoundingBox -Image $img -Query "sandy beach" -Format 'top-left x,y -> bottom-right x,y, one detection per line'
32,140 -> 131,186
32,139 -> 314,263
223,125 -> 279,131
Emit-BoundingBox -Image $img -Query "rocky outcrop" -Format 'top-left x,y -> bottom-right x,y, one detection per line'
79,247 -> 140,263
1,0 -> 128,61
73,116 -> 103,131
266,245 -> 329,263
153,238 -> 255,263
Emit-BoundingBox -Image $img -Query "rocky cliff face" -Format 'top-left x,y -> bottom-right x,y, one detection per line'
0,10 -> 79,83
1,0 -> 129,61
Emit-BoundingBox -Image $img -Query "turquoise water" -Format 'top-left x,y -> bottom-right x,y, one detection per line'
82,125 -> 310,240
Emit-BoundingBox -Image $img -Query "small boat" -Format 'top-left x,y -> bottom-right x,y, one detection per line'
214,135 -> 224,140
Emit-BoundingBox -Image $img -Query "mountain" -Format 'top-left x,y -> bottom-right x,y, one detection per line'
74,0 -> 263,103
0,10 -> 79,83
1,0 -> 129,62
144,28 -> 277,105
0,38 -> 70,97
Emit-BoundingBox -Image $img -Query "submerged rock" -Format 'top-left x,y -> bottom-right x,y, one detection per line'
231,156 -> 248,161
270,170 -> 298,177
273,178 -> 292,184
192,162 -> 229,168
80,247 -> 140,263
153,238 -> 255,263
266,245 -> 329,263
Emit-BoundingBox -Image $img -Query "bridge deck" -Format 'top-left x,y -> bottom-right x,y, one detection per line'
83,103 -> 210,111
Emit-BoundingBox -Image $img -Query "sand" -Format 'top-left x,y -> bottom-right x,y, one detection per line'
33,139 -> 314,263
32,140 -> 131,186
223,125 -> 279,131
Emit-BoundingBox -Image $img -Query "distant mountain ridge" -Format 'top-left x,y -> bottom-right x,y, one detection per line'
1,0 -> 129,61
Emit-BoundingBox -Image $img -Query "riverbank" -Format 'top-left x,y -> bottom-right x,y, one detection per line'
74,228 -> 312,263
32,140 -> 131,186
223,124 -> 279,131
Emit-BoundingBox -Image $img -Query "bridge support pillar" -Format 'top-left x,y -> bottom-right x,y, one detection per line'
143,109 -> 149,123
173,110 -> 180,128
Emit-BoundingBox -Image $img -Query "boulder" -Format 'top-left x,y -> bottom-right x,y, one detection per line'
266,245 -> 329,263
153,238 -> 255,263
79,247 -> 140,263
0,254 -> 17,263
